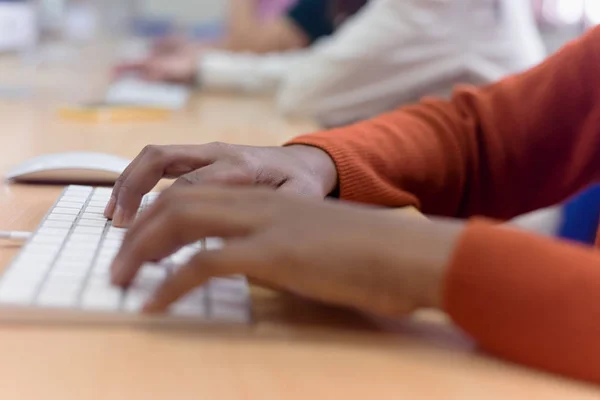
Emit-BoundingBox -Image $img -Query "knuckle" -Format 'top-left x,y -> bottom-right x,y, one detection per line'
206,141 -> 232,153
207,142 -> 253,168
229,150 -> 255,170
141,144 -> 164,159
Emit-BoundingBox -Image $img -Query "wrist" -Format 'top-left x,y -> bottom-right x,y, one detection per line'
283,144 -> 339,197
392,217 -> 465,311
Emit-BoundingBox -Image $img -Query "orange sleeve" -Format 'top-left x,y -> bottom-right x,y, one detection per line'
445,222 -> 600,383
287,27 -> 600,219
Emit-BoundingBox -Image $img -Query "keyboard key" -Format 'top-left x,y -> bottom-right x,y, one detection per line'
31,235 -> 66,245
49,266 -> 88,279
68,185 -> 93,190
77,219 -> 107,227
47,213 -> 77,222
170,246 -> 199,265
102,238 -> 123,248
37,279 -> 81,308
42,220 -> 74,229
38,227 -> 70,235
3,265 -> 50,281
93,188 -> 112,196
52,207 -> 81,215
17,253 -> 56,265
73,226 -> 105,235
69,233 -> 102,243
123,266 -> 165,312
85,206 -> 107,214
0,285 -> 37,305
81,213 -> 106,221
90,192 -> 110,199
171,288 -> 207,317
52,268 -> 90,281
56,201 -> 86,209
24,243 -> 60,257
0,274 -> 41,305
210,301 -> 250,323
60,195 -> 89,202
56,253 -> 94,267
81,282 -> 123,311
10,256 -> 52,270
205,238 -> 224,251
88,200 -> 108,208
209,279 -> 249,305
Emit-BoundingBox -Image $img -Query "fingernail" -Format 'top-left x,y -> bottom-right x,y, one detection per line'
104,197 -> 116,218
112,206 -> 126,227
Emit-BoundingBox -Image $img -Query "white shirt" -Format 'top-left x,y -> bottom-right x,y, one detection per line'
199,0 -> 546,127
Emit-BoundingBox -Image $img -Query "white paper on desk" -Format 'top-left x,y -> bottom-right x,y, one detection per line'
105,77 -> 191,110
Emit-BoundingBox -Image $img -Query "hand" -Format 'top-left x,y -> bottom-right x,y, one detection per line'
113,45 -> 198,84
110,186 -> 463,316
150,36 -> 191,56
105,143 -> 338,227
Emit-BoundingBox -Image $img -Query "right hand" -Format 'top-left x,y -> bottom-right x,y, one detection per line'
104,143 -> 338,227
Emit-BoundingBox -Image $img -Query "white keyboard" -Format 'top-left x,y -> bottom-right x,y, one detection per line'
105,77 -> 190,110
0,186 -> 251,325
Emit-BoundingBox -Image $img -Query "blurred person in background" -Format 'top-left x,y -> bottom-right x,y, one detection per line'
119,0 -> 366,74
116,0 -> 545,127
221,0 -> 367,53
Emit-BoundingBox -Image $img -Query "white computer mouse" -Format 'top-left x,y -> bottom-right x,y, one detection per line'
6,152 -> 131,184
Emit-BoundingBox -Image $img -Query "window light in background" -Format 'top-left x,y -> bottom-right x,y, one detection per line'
584,0 -> 600,26
542,0 -> 584,25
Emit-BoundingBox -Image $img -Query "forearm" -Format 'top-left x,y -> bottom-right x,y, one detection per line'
197,50 -> 297,92
223,16 -> 308,53
444,222 -> 600,384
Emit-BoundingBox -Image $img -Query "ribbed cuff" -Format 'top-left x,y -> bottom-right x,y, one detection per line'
286,133 -> 419,207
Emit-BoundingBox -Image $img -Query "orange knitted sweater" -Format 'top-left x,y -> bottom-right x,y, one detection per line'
287,27 -> 600,383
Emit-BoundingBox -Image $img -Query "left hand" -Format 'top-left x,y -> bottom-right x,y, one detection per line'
110,186 -> 464,316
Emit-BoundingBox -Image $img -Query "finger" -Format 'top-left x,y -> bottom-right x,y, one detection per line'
143,244 -> 253,313
142,59 -> 170,82
112,62 -> 146,78
111,201 -> 257,286
108,143 -> 233,224
125,185 -> 253,242
151,36 -> 182,55
171,162 -> 254,188
105,151 -> 146,219
109,147 -> 166,227
109,145 -> 199,226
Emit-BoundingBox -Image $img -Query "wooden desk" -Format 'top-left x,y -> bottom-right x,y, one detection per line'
0,51 -> 596,399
